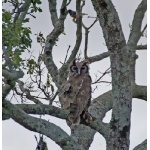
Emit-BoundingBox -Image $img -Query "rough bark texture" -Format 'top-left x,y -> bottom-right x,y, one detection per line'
71,125 -> 96,150
90,0 -> 147,149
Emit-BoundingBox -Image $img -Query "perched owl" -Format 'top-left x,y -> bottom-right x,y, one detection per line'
60,59 -> 92,125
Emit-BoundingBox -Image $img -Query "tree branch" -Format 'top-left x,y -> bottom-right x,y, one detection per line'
66,0 -> 82,62
70,125 -> 96,149
3,84 -> 146,140
58,0 -> 83,85
14,0 -> 31,23
83,19 -> 98,59
2,69 -> 24,100
16,80 -> 43,104
132,84 -> 147,101
136,44 -> 147,50
2,69 -> 24,81
44,0 -> 68,87
2,46 -> 12,70
48,0 -> 58,26
133,139 -> 147,150
3,100 -> 83,150
127,0 -> 147,48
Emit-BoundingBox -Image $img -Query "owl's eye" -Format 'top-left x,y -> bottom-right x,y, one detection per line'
71,66 -> 78,72
81,66 -> 86,70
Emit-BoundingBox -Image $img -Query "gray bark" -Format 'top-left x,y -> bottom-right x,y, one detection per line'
90,0 -> 147,149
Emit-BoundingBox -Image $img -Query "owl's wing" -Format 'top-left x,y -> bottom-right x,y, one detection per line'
59,80 -> 81,125
59,81 -> 74,109
60,76 -> 92,125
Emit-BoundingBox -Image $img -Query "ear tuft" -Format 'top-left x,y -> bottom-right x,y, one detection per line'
82,59 -> 90,65
72,59 -> 76,66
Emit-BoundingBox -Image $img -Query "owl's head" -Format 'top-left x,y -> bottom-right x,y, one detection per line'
69,59 -> 90,76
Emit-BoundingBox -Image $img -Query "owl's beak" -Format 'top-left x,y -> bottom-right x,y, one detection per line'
77,68 -> 81,74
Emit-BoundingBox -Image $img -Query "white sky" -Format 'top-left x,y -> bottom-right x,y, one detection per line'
2,0 -> 147,150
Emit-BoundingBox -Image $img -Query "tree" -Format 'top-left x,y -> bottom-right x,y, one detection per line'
2,0 -> 147,150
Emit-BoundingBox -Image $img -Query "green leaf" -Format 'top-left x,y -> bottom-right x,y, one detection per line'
2,11 -> 11,22
23,18 -> 30,23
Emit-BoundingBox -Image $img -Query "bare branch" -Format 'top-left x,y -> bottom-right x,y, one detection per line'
127,0 -> 147,48
74,42 -> 146,64
2,102 -> 108,137
2,69 -> 24,80
83,18 -> 97,58
63,45 -> 71,64
92,67 -> 111,84
49,90 -> 59,105
66,0 -> 82,63
89,84 -> 147,122
133,139 -> 147,150
136,44 -> 147,50
58,0 -> 83,85
48,0 -> 58,26
3,103 -> 67,120
132,84 -> 147,101
16,80 -> 43,104
87,52 -> 109,63
2,69 -> 24,100
141,24 -> 147,36
44,0 -> 68,87
66,0 -> 72,6
3,100 -> 84,150
91,0 -> 126,51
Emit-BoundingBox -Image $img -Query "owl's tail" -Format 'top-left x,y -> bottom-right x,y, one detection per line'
68,115 -> 80,125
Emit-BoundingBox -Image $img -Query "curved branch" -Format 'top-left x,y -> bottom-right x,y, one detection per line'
3,84 -> 146,135
133,139 -> 147,150
58,0 -> 83,85
2,104 -> 66,120
3,100 -> 83,150
66,0 -> 82,63
81,43 -> 147,64
44,0 -> 68,87
2,69 -> 24,80
88,51 -> 109,63
91,0 -> 126,51
17,104 -> 67,119
2,102 -> 108,137
90,84 -> 147,121
2,69 -> 24,100
48,0 -> 58,26
127,0 -> 147,48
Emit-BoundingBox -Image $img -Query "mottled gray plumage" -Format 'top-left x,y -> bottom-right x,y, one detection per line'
60,59 -> 92,125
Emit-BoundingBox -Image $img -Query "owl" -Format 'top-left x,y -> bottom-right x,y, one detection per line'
60,59 -> 92,125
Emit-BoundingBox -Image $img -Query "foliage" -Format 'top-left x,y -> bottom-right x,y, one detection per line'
2,0 -> 43,69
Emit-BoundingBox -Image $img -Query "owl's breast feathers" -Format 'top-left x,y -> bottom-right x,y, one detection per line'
59,75 -> 92,125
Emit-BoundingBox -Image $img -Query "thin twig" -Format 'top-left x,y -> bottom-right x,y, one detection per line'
92,67 -> 111,84
63,45 -> 71,64
141,24 -> 147,36
82,18 -> 98,59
